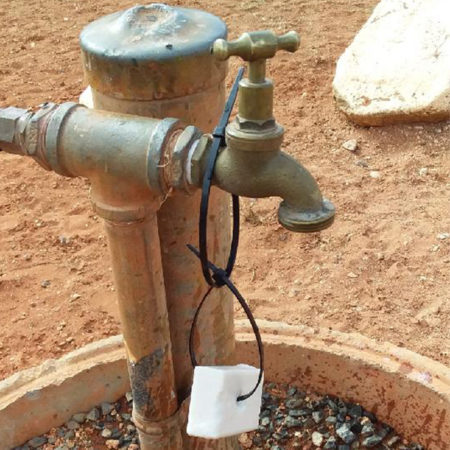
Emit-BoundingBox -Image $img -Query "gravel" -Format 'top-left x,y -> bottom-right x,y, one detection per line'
15,384 -> 425,450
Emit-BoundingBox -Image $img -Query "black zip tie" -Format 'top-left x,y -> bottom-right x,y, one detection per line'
187,244 -> 264,402
199,66 -> 244,287
187,66 -> 264,402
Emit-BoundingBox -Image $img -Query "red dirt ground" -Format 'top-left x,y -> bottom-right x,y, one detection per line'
0,0 -> 449,382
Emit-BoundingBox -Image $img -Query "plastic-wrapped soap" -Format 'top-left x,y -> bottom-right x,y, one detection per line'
187,364 -> 263,439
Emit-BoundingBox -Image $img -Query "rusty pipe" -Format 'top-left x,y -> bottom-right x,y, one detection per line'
0,102 -> 196,448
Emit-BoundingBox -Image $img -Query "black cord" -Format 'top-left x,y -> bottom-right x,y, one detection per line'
187,66 -> 264,402
187,245 -> 264,402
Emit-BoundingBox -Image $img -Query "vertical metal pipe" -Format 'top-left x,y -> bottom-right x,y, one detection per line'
103,211 -> 182,449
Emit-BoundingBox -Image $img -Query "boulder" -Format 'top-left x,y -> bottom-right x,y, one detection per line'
333,0 -> 450,126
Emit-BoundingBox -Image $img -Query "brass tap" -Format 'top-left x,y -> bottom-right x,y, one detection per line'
190,30 -> 335,232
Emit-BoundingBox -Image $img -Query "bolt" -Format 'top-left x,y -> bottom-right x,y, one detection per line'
189,134 -> 211,187
0,106 -> 29,154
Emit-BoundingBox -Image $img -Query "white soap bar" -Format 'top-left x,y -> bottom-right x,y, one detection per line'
187,364 -> 263,439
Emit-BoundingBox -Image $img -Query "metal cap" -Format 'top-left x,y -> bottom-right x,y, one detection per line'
80,4 -> 227,100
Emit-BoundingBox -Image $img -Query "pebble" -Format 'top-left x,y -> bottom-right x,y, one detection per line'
66,420 -> 80,430
312,431 -> 324,446
437,232 -> 449,240
101,401 -> 114,415
23,383 -> 424,449
27,437 -> 47,448
312,410 -> 324,423
336,423 -> 356,444
355,159 -> 369,168
342,139 -> 358,152
86,407 -> 100,421
361,422 -> 375,436
286,398 -> 303,409
362,434 -> 383,447
71,413 -> 86,424
348,404 -> 363,418
324,436 -> 337,449
285,416 -> 302,428
369,170 -> 381,179
40,280 -> 51,288
418,167 -> 428,176
101,428 -> 113,438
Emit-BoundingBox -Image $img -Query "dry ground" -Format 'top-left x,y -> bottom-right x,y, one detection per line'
0,0 -> 449,381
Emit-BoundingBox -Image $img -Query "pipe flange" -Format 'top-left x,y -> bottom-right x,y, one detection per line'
146,117 -> 185,195
45,102 -> 79,176
164,125 -> 202,194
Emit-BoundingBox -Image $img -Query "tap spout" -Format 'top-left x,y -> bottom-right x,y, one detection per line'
212,146 -> 335,232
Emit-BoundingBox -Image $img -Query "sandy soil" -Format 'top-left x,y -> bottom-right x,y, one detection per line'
0,0 -> 449,382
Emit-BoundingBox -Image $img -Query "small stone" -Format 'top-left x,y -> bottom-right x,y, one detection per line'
324,436 -> 337,449
355,159 -> 369,168
285,416 -> 302,428
261,416 -> 271,427
102,428 -> 113,438
347,272 -> 358,278
40,280 -> 51,288
71,413 -> 86,423
286,398 -> 303,409
128,445 -> 139,450
287,387 -> 297,396
342,139 -> 358,152
361,422 -> 375,436
437,232 -> 449,240
101,402 -> 114,415
289,408 -> 311,417
270,446 -> 284,450
338,446 -> 350,450
326,416 -> 337,424
418,167 -> 428,176
312,410 -> 324,423
312,431 -> 324,446
66,420 -> 80,430
64,430 -> 75,440
121,413 -> 131,421
348,404 -> 363,418
70,293 -> 81,302
59,236 -> 70,245
362,434 -> 383,447
369,170 -> 380,179
387,436 -> 401,446
105,440 -> 120,449
27,437 -> 48,448
86,407 -> 100,421
336,423 -> 356,444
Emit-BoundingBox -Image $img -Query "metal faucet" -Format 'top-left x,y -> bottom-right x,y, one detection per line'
188,31 -> 335,232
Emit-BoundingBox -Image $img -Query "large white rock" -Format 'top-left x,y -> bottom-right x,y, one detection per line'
333,0 -> 450,126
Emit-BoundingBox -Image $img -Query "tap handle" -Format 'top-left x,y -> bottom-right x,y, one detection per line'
212,30 -> 300,62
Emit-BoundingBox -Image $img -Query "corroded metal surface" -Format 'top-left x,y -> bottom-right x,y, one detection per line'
103,214 -> 178,423
80,4 -> 227,101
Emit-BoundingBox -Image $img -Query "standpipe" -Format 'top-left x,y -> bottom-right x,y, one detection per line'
0,5 -> 336,450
